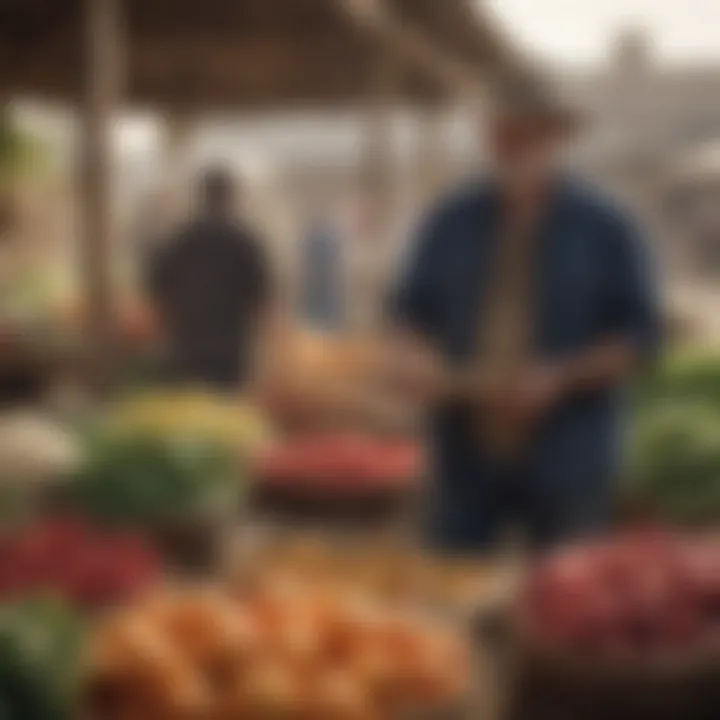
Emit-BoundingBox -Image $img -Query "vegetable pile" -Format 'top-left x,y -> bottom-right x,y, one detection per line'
85,582 -> 469,719
0,598 -> 84,720
72,432 -> 240,526
633,351 -> 720,409
256,433 -> 423,495
109,390 -> 273,455
0,411 -> 79,484
0,517 -> 160,609
69,391 -> 272,527
628,351 -> 720,526
521,531 -> 720,658
629,401 -> 720,526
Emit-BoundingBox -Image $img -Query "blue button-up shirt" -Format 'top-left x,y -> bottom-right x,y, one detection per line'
393,178 -> 661,549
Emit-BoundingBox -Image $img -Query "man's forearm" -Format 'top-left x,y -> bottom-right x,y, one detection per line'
560,337 -> 641,396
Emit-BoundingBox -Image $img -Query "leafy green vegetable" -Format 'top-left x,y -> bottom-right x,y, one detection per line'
626,349 -> 720,526
70,430 -> 241,526
628,398 -> 720,526
634,350 -> 720,408
0,599 -> 84,720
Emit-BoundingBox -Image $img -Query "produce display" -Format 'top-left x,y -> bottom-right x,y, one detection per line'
108,390 -> 274,456
628,350 -> 720,527
0,598 -> 84,720
0,412 -> 80,524
256,432 -> 423,495
70,391 -> 271,527
633,351 -> 720,409
0,517 -> 160,609
267,328 -> 383,387
520,531 -> 720,659
0,411 -> 79,483
629,400 -> 720,526
71,431 -> 239,527
260,328 -> 403,428
85,582 -> 470,719
14,349 -> 720,718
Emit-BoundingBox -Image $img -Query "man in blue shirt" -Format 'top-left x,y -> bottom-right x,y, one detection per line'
391,73 -> 661,552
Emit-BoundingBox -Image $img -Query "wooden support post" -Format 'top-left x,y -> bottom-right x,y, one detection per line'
341,0 -> 485,103
361,109 -> 394,243
161,113 -> 201,218
163,113 -> 199,175
361,47 -> 397,242
354,50 -> 397,332
80,0 -> 122,390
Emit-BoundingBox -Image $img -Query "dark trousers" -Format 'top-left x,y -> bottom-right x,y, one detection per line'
425,459 -> 611,554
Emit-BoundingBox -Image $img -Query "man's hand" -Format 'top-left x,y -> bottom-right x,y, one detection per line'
462,362 -> 568,457
480,363 -> 568,434
383,333 -> 638,424
391,342 -> 447,403
477,339 -> 639,440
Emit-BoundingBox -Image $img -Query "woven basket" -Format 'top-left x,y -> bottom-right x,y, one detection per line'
505,619 -> 720,720
473,591 -> 720,720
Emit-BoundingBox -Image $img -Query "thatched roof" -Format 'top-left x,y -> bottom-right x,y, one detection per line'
0,0 -> 512,111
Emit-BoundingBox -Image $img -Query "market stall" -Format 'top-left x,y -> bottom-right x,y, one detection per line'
2,3 -> 718,720
0,0 -> 502,389
0,388 -> 717,718
0,388 -> 505,719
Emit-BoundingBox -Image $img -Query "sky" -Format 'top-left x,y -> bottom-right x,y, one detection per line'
486,0 -> 720,64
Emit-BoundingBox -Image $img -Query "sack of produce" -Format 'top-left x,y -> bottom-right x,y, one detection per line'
505,531 -> 720,720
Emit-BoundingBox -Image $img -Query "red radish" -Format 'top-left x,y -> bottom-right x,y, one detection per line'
523,532 -> 720,658
0,517 -> 161,609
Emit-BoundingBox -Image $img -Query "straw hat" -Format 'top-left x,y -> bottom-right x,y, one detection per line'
489,68 -> 585,137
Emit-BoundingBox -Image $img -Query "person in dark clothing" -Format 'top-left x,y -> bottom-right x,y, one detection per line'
147,167 -> 272,390
390,73 -> 661,552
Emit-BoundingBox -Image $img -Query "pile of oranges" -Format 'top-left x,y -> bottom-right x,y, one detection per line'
85,579 -> 470,719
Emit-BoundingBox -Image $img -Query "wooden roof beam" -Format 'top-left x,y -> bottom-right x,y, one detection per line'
339,0 -> 485,103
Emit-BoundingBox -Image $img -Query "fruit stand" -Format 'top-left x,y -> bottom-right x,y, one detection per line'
0,0 -> 630,715
248,328 -> 426,531
0,379 -> 718,718
0,382 -> 503,719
